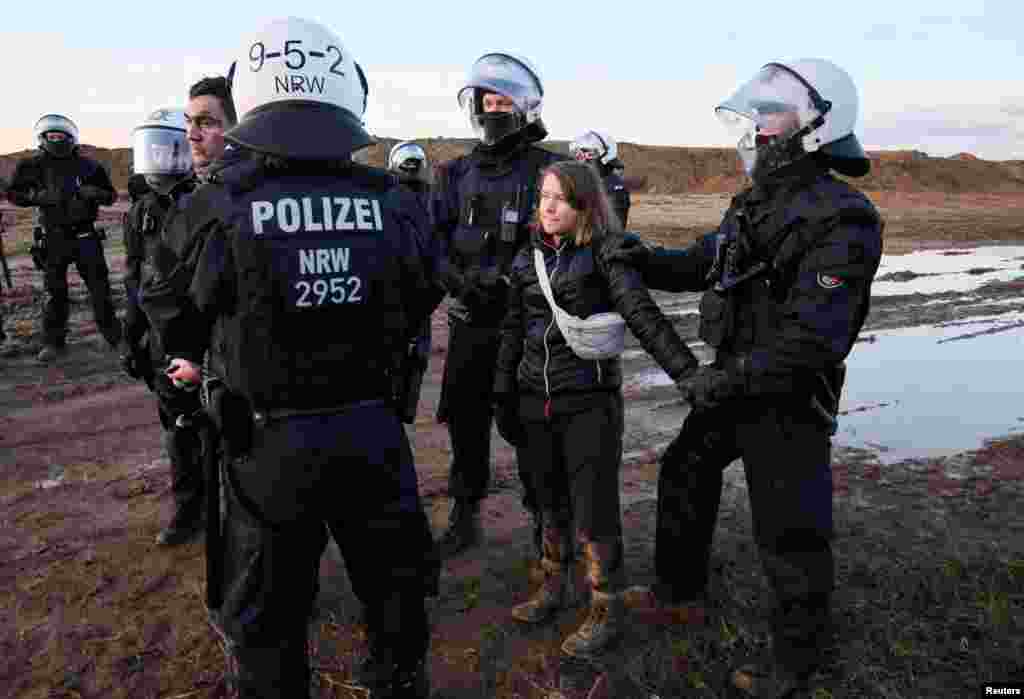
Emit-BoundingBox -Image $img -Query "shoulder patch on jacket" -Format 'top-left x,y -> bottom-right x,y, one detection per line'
817,273 -> 845,289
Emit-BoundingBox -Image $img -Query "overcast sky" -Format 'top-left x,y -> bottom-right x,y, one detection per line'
0,1 -> 1020,159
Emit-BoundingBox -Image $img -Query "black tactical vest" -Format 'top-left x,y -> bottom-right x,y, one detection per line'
207,159 -> 410,412
698,172 -> 882,358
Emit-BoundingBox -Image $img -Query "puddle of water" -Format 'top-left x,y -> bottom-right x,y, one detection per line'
838,316 -> 1024,463
873,245 -> 1024,296
622,314 -> 1024,464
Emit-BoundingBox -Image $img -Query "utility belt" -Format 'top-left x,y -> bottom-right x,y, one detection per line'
202,373 -> 391,455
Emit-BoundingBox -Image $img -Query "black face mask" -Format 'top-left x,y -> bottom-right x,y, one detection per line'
477,111 -> 523,147
42,137 -> 74,158
750,133 -> 807,183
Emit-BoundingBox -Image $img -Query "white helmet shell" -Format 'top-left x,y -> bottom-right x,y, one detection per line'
570,130 -> 617,166
226,16 -> 371,159
777,58 -> 862,158
34,114 -> 79,146
716,58 -> 867,177
132,108 -> 192,176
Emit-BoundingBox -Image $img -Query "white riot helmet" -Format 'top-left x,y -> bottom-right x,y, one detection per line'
132,108 -> 192,183
457,52 -> 545,146
570,130 -> 617,166
388,141 -> 429,182
715,58 -> 868,180
225,17 -> 371,160
34,114 -> 79,158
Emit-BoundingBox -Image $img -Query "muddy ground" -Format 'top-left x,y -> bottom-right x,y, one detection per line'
1,193 -> 1023,698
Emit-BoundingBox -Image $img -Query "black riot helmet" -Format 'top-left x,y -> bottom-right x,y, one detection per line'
225,17 -> 371,160
34,114 -> 79,158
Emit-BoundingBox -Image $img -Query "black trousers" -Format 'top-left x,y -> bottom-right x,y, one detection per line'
656,397 -> 834,673
153,374 -> 204,514
211,402 -> 434,699
520,391 -> 625,542
42,233 -> 119,346
437,318 -> 501,503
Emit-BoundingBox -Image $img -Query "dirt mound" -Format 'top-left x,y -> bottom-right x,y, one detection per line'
3,140 -> 1023,196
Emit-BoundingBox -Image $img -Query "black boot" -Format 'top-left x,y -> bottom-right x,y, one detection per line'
156,500 -> 204,546
354,649 -> 430,698
437,498 -> 482,559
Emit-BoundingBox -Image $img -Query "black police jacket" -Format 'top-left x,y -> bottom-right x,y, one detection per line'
601,168 -> 631,229
619,159 -> 883,397
157,151 -> 437,412
6,150 -> 116,232
432,139 -> 564,326
139,150 -> 244,366
122,176 -> 198,361
495,229 -> 697,412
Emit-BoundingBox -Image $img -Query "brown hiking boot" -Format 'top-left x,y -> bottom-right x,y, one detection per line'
512,560 -> 566,624
513,523 -> 572,624
560,590 -> 624,657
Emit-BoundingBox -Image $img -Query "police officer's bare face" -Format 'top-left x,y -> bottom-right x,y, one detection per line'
185,95 -> 229,173
482,92 -> 516,113
539,174 -> 578,238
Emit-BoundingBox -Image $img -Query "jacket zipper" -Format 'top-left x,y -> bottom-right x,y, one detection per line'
542,244 -> 562,420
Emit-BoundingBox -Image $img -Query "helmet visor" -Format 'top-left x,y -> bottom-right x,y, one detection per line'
715,64 -> 820,136
133,127 -> 191,175
457,53 -> 541,115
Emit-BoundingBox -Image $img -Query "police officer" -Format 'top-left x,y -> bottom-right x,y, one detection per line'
121,107 -> 207,546
606,59 -> 883,696
6,114 -> 120,362
163,18 -> 437,698
387,141 -> 440,424
570,129 -> 630,228
434,52 -> 564,558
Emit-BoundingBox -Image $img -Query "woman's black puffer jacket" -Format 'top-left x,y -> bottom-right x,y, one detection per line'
494,228 -> 696,407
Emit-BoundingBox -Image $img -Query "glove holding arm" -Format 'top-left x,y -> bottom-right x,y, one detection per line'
602,233 -> 658,268
676,361 -> 747,412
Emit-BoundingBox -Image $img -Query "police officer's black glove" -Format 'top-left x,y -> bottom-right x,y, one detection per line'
676,366 -> 745,412
494,396 -> 526,448
602,233 -> 658,269
78,185 -> 110,203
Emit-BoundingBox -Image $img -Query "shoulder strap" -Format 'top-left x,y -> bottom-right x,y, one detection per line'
533,248 -> 571,324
